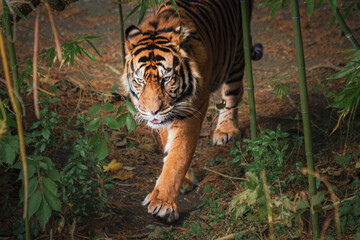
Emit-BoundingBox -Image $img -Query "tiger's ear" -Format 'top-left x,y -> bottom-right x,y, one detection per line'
174,22 -> 190,44
125,25 -> 142,53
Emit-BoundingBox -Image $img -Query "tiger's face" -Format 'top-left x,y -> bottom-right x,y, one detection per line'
123,23 -> 199,129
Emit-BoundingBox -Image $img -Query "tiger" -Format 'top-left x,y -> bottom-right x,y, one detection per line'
122,0 -> 263,223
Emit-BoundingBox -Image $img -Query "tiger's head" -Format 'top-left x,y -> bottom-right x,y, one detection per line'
122,18 -> 200,129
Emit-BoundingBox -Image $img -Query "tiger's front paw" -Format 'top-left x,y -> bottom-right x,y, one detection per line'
213,121 -> 239,145
142,189 -> 179,223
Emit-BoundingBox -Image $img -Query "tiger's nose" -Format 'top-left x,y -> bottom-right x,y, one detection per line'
149,106 -> 161,115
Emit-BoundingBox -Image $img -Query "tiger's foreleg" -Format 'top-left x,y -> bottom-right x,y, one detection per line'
213,65 -> 245,145
158,127 -> 198,194
143,106 -> 206,223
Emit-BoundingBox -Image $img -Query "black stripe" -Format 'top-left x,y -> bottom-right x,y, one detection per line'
133,45 -> 171,56
138,56 -> 149,62
225,88 -> 241,96
149,21 -> 158,29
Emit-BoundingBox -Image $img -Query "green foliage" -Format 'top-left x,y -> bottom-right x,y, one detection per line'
9,93 -> 63,230
228,172 -> 306,238
42,35 -> 103,67
61,118 -> 113,221
328,49 -> 360,128
125,0 -> 178,25
339,189 -> 360,233
231,125 -> 289,181
274,83 -> 290,100
86,93 -> 136,161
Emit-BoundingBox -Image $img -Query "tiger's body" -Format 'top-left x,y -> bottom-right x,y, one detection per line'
122,0 -> 262,222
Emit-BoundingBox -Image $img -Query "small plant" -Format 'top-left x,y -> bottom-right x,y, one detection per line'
231,124 -> 289,181
61,115 -> 113,221
11,93 -> 63,229
86,86 -> 137,160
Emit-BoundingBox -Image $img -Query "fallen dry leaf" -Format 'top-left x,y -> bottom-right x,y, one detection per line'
103,159 -> 123,172
112,169 -> 134,180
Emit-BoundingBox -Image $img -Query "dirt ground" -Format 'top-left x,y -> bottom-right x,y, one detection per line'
2,0 -> 360,239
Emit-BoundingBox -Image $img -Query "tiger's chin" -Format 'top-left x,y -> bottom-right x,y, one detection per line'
146,118 -> 173,129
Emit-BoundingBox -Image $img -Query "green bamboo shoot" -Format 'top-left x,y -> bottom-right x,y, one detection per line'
117,0 -> 126,66
240,0 -> 257,139
289,0 -> 319,238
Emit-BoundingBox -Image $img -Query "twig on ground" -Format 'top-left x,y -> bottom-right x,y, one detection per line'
201,166 -> 246,181
302,168 -> 341,237
216,227 -> 255,240
309,60 -> 344,72
320,214 -> 334,240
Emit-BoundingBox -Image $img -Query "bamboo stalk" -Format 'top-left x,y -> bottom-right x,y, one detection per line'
327,0 -> 360,50
240,0 -> 257,139
117,0 -> 126,67
2,0 -> 21,114
0,29 -> 30,240
45,2 -> 62,62
289,0 -> 319,238
33,11 -> 40,119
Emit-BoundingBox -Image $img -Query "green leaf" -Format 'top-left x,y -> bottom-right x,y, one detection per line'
48,168 -> 61,182
17,159 -> 37,180
77,163 -> 88,170
125,4 -> 141,21
89,104 -> 101,115
35,199 -> 52,229
42,128 -> 51,141
126,113 -> 137,133
20,177 -> 38,203
138,0 -> 148,25
190,222 -> 201,235
103,102 -> 115,112
28,189 -> 42,218
104,131 -> 111,153
116,102 -> 124,115
311,191 -> 325,206
43,178 -> 58,196
0,143 -> 16,165
10,6 -> 27,20
85,40 -> 103,59
306,0 -> 314,18
85,117 -> 101,132
94,140 -> 108,160
104,116 -> 120,130
82,48 -> 98,63
169,0 -> 179,13
274,83 -> 290,100
117,113 -> 128,127
269,2 -> 281,18
89,131 -> 101,146
43,184 -> 61,212
329,66 -> 355,79
126,100 -> 137,115
110,83 -> 119,93
296,200 -> 309,209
